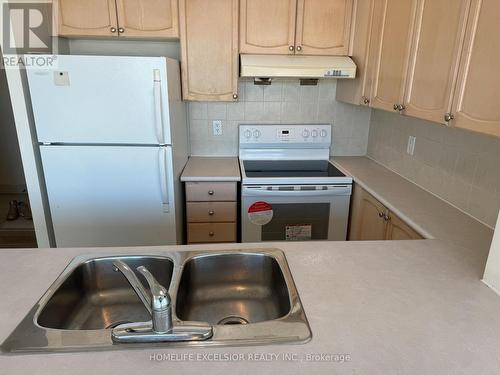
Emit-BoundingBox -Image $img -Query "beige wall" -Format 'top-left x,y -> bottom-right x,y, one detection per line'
0,48 -> 26,188
367,109 -> 500,228
188,79 -> 372,156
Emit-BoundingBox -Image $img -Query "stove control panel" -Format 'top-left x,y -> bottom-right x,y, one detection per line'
240,124 -> 331,146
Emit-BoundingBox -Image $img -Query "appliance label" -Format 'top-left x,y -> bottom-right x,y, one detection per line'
285,224 -> 312,241
248,201 -> 273,226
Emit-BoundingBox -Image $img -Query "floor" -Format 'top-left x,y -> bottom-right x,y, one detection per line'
0,187 -> 37,248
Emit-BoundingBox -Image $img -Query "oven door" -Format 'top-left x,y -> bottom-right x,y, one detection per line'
241,185 -> 351,242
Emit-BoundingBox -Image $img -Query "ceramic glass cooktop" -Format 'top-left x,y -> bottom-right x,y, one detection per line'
242,160 -> 346,178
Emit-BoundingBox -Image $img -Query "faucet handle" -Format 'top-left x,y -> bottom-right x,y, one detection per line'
136,266 -> 172,334
136,266 -> 170,311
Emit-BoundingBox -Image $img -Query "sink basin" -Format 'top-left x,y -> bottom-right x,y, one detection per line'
37,256 -> 173,330
2,249 -> 311,353
176,253 -> 291,325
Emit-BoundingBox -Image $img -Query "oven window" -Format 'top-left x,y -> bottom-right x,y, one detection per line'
261,203 -> 330,241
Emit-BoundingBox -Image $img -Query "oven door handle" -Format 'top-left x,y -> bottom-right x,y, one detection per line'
242,186 -> 351,197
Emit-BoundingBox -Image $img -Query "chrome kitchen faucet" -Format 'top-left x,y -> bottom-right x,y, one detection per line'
111,260 -> 213,343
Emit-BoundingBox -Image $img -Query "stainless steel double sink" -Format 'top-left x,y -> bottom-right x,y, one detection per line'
2,248 -> 311,353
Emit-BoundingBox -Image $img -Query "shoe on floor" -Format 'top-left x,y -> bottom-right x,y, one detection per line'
21,202 -> 32,220
17,201 -> 33,220
6,200 -> 19,221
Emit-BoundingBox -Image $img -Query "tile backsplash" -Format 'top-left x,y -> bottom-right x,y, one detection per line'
188,79 -> 371,157
368,109 -> 500,228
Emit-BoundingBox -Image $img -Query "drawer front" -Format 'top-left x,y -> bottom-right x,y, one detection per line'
186,182 -> 236,202
188,223 -> 236,243
187,202 -> 236,222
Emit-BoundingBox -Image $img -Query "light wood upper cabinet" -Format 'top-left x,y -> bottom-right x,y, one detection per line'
349,184 -> 387,241
179,0 -> 239,101
336,0 -> 376,106
451,0 -> 500,138
369,0 -> 418,113
240,0 -> 353,56
115,0 -> 179,38
403,0 -> 470,124
56,0 -> 118,37
240,0 -> 297,54
295,0 -> 353,55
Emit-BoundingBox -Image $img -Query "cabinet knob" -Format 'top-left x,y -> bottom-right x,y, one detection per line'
398,104 -> 406,111
110,27 -> 117,33
208,231 -> 215,237
118,27 -> 125,33
362,96 -> 370,105
444,113 -> 454,122
296,45 -> 302,52
232,93 -> 238,100
208,190 -> 214,196
208,210 -> 215,216
378,212 -> 384,218
393,104 -> 399,111
384,214 -> 391,221
289,45 -> 295,52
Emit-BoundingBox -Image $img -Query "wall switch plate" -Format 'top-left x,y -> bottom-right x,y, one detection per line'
212,120 -> 223,136
407,136 -> 416,155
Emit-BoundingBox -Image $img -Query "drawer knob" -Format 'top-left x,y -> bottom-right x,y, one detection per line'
208,190 -> 214,196
208,210 -> 215,216
209,231 -> 215,237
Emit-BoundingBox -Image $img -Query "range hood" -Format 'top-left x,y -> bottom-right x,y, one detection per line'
240,54 -> 356,79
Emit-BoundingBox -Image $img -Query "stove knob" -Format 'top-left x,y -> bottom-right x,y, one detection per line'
302,129 -> 310,138
320,129 -> 328,138
253,129 -> 261,138
244,129 -> 252,139
311,130 -> 318,138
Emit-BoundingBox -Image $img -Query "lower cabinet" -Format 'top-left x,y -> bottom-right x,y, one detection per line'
185,182 -> 238,244
349,184 -> 423,241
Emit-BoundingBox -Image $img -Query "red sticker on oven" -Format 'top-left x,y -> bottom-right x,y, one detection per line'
248,201 -> 273,226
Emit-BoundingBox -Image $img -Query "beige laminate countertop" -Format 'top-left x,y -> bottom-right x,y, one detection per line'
180,157 -> 241,182
1,240 -> 500,374
332,156 -> 494,255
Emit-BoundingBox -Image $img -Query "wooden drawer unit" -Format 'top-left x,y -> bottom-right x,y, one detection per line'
187,202 -> 236,223
187,223 -> 237,243
185,181 -> 238,244
185,182 -> 237,202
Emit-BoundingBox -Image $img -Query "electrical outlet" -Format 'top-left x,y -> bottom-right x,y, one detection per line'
212,120 -> 223,136
407,136 -> 416,155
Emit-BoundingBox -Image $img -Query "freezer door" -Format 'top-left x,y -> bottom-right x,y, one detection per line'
27,55 -> 171,145
40,145 -> 177,247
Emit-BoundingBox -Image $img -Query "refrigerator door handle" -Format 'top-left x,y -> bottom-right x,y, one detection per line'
153,69 -> 165,144
158,147 -> 170,213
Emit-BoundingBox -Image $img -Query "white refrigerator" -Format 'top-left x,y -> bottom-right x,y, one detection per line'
27,55 -> 188,247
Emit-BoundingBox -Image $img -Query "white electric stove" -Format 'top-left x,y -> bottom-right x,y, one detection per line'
239,124 -> 352,242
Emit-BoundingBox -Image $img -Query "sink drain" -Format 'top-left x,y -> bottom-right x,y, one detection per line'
217,316 -> 249,325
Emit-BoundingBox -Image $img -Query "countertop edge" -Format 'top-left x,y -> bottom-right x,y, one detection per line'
180,157 -> 241,182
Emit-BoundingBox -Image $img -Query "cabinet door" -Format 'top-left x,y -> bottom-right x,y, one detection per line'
336,0 -> 376,105
349,185 -> 387,240
369,0 -> 417,112
56,0 -> 118,37
403,0 -> 470,124
240,0 -> 297,54
179,0 -> 239,101
115,0 -> 179,38
385,213 -> 423,240
451,0 -> 500,138
295,0 -> 353,55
